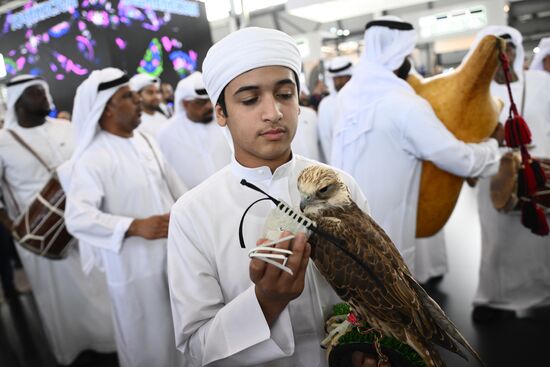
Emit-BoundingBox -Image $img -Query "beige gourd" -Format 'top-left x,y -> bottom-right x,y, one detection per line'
408,35 -> 505,237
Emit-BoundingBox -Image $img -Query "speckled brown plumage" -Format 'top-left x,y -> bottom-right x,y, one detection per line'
297,165 -> 483,367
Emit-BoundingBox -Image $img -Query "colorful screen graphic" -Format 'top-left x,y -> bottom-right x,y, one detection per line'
0,0 -> 212,111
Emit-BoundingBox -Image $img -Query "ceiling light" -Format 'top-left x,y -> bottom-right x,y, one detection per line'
286,0 -> 436,23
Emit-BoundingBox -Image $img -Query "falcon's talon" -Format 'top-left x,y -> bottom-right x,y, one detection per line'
321,318 -> 352,348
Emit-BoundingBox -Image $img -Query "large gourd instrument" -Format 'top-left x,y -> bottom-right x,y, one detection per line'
407,35 -> 505,238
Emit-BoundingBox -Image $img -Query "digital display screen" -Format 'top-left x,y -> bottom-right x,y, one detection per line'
0,0 -> 212,111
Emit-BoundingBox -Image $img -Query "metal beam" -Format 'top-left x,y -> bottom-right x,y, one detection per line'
278,13 -> 306,33
510,0 -> 550,17
272,11 -> 281,31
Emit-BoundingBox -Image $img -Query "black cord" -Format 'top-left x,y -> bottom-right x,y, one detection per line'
239,179 -> 386,289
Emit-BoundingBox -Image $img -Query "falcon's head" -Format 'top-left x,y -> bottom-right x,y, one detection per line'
297,165 -> 351,216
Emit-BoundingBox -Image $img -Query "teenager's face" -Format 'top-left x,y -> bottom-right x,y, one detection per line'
139,84 -> 161,110
216,66 -> 299,168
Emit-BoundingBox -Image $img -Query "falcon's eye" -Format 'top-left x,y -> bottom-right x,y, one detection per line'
319,185 -> 331,194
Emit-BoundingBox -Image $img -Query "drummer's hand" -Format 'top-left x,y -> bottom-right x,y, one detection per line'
490,122 -> 505,146
351,352 -> 391,367
466,177 -> 479,187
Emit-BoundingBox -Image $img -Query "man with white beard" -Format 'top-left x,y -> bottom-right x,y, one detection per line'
0,75 -> 116,364
63,68 -> 187,367
158,72 -> 231,189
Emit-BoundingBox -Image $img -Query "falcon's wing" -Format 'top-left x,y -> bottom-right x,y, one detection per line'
311,203 -> 470,359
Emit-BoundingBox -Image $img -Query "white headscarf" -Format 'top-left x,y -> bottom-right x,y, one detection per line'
59,67 -> 129,275
129,73 -> 160,92
68,68 -> 129,168
327,56 -> 354,78
173,71 -> 209,116
4,74 -> 53,130
202,27 -> 302,105
325,56 -> 353,94
530,37 -> 550,71
464,25 -> 525,79
331,16 -> 417,168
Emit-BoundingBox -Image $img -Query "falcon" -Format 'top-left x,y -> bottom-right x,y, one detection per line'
297,165 -> 482,367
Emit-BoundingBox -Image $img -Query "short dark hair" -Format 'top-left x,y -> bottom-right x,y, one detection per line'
217,86 -> 228,117
215,70 -> 300,118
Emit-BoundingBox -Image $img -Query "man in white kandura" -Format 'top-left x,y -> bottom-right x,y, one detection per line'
291,105 -> 323,162
331,16 -> 502,277
530,37 -> 550,73
166,27 -> 383,366
465,26 -> 550,322
129,73 -> 168,137
0,75 -> 116,365
63,68 -> 187,367
317,56 -> 353,162
158,71 -> 231,189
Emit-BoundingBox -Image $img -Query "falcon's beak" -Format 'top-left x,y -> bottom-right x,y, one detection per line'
300,197 -> 311,212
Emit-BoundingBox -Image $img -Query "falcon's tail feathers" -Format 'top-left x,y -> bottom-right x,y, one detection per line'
407,334 -> 446,367
409,275 -> 485,366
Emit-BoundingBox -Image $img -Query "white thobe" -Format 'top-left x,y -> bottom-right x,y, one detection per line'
414,229 -> 448,283
136,111 -> 168,138
475,69 -> 550,311
157,115 -> 231,189
167,155 -> 369,366
160,103 -> 174,118
0,118 -> 116,365
317,94 -> 336,163
291,106 -> 323,162
333,90 -> 501,274
64,130 -> 187,367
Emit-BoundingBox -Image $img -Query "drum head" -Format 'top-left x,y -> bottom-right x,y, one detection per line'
490,152 -> 520,211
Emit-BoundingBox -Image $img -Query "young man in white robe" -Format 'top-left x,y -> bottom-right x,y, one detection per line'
62,68 -> 187,367
331,16 -> 503,278
129,73 -> 168,137
158,72 -> 232,189
317,56 -> 353,163
167,27 -> 384,367
530,37 -> 550,73
464,26 -> 550,322
0,75 -> 116,364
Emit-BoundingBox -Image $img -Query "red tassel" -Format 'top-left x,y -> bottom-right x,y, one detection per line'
521,202 -> 550,236
520,162 -> 538,196
504,115 -> 532,147
530,159 -> 548,189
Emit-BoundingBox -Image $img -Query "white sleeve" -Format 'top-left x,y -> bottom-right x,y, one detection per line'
401,99 -> 501,178
317,98 -> 333,162
167,202 -> 296,366
163,157 -> 188,201
64,162 -> 133,253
